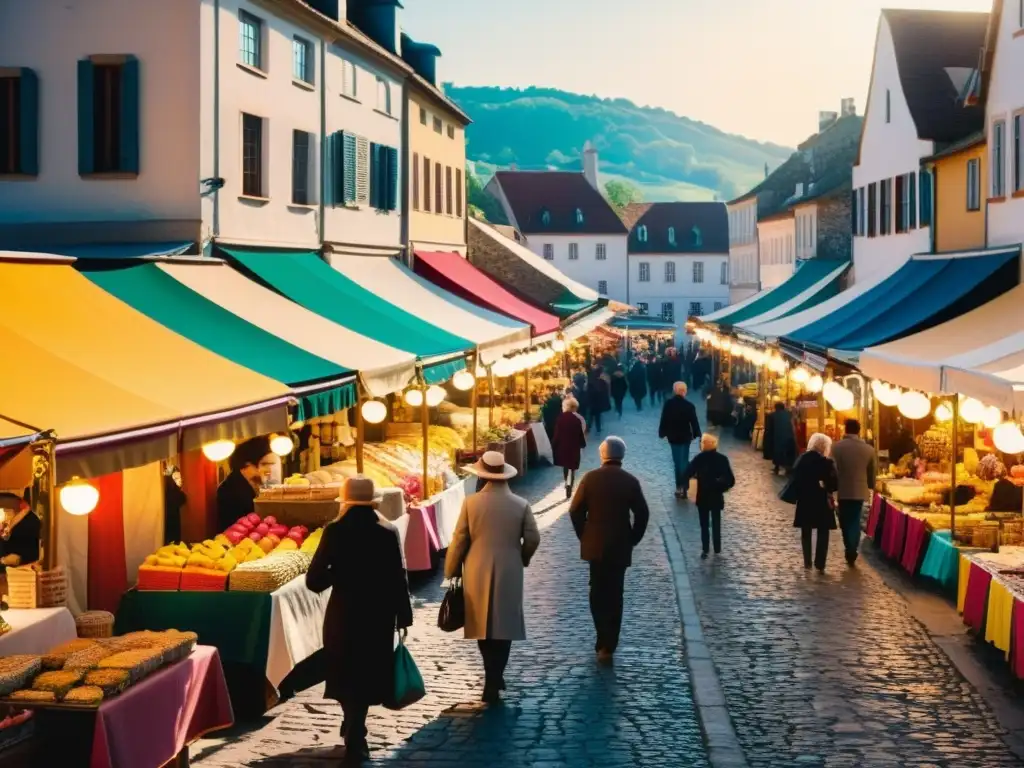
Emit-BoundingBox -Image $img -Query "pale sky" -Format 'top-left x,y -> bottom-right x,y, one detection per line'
401,0 -> 992,147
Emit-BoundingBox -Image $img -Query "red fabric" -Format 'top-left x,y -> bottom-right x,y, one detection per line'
866,494 -> 882,538
962,563 -> 993,632
90,645 -> 233,768
551,412 -> 586,470
87,472 -> 127,614
901,516 -> 927,574
413,250 -> 560,334
1012,600 -> 1024,679
180,449 -> 219,542
883,505 -> 907,560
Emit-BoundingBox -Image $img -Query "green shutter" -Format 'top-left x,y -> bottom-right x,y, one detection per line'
18,68 -> 38,176
369,142 -> 381,209
323,131 -> 333,206
120,56 -> 140,173
919,170 -> 932,227
908,173 -> 917,229
386,146 -> 398,211
77,59 -> 95,175
342,131 -> 357,204
333,132 -> 345,204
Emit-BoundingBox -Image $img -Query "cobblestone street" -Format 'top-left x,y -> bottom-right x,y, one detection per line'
191,399 -> 1024,767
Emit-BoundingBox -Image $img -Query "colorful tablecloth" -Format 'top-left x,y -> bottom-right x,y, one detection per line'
962,562 -> 993,632
1012,602 -> 1024,679
984,579 -> 1014,659
0,607 -> 77,657
866,494 -> 882,539
882,505 -> 907,560
919,531 -> 959,591
404,505 -> 441,572
901,516 -> 928,575
91,645 -> 233,768
958,554 -> 972,614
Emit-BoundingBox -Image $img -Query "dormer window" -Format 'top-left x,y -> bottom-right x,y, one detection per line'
575,208 -> 584,225
540,209 -> 551,226
691,226 -> 702,247
668,226 -> 676,246
637,225 -> 648,243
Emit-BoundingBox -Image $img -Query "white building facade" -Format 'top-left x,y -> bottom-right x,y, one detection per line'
528,234 -> 628,302
757,214 -> 796,290
727,196 -> 759,303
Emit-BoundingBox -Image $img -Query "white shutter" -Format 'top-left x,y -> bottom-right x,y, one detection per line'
356,135 -> 370,206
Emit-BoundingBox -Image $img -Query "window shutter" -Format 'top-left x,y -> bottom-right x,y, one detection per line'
77,59 -> 95,174
909,173 -> 917,229
333,132 -> 345,205
919,170 -> 932,226
455,168 -> 463,216
386,146 -> 398,211
356,135 -> 369,205
323,132 -> 335,206
850,189 -> 857,235
342,131 -> 357,204
18,68 -> 39,176
368,142 -> 380,209
120,56 -> 140,173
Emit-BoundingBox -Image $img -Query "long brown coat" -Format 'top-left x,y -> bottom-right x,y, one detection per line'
444,482 -> 540,641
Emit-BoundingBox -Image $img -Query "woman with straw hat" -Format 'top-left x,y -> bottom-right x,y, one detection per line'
307,476 -> 413,762
446,452 -> 541,703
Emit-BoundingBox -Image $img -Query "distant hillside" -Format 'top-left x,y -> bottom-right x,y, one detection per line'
448,85 -> 794,203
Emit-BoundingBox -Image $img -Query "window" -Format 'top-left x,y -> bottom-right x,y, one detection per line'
885,89 -> 891,123
575,208 -> 584,225
293,37 -> 313,84
692,227 -> 702,246
568,243 -> 579,260
1015,114 -> 1023,193
595,243 -> 607,260
668,226 -> 676,246
419,106 -> 427,125
241,113 -> 263,197
665,261 -> 676,282
447,125 -> 455,139
638,262 -> 650,282
445,166 -> 453,214
994,119 -> 1006,197
543,244 -> 554,260
879,178 -> 891,235
376,77 -> 391,115
368,142 -> 399,211
412,153 -> 420,210
423,157 -> 431,212
455,168 -> 463,217
340,58 -> 357,99
714,302 -> 724,311
239,11 -> 262,69
434,161 -> 442,212
967,158 -> 981,211
291,130 -> 311,205
867,183 -> 877,237
0,69 -> 38,176
78,58 -> 140,176
597,280 -> 607,295
637,225 -> 648,243
661,303 -> 675,323
720,262 -> 728,284
689,302 -> 702,317
637,302 -> 649,316
693,261 -> 704,283
433,116 -> 442,134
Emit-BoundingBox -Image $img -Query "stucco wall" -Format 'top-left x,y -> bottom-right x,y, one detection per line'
523,234 -> 628,302
758,216 -> 796,289
728,197 -> 759,292
629,252 -> 729,325
933,144 -> 986,253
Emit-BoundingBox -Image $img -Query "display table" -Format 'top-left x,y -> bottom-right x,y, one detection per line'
527,423 -> 553,465
0,607 -> 76,656
115,574 -> 329,692
403,479 -> 468,571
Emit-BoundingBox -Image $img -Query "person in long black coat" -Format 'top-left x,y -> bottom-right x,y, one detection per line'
646,357 -> 662,406
682,434 -> 735,558
610,366 -> 628,417
627,360 -> 647,411
306,477 -> 413,762
661,353 -> 683,398
766,402 -> 797,474
789,435 -> 839,572
586,369 -> 611,434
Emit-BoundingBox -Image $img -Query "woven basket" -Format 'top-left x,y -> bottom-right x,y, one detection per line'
75,611 -> 114,639
38,566 -> 68,608
5,567 -> 38,609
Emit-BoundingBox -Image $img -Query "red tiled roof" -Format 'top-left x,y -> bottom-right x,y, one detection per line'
493,172 -> 628,235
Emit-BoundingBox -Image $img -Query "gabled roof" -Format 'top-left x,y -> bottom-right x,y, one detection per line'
881,8 -> 987,143
492,172 -> 628,235
620,202 -> 728,254
972,0 -> 1005,107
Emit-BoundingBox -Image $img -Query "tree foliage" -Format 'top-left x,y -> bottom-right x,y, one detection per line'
604,180 -> 643,212
466,169 -> 508,225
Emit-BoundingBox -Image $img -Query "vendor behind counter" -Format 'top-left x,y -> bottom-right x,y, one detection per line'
0,490 -> 40,568
216,436 -> 275,533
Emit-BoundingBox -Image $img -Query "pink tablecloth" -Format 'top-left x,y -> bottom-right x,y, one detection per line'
91,645 -> 233,768
403,505 -> 441,573
882,505 -> 907,560
962,563 -> 993,633
866,494 -> 882,538
901,516 -> 928,575
1012,600 -> 1024,679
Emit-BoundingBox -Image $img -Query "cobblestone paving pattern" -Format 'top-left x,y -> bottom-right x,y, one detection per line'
664,401 -> 1021,768
192,409 -> 709,767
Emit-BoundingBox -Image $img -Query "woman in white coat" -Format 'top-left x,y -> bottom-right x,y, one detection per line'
445,451 -> 541,703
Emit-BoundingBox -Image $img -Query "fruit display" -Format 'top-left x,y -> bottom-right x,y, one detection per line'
229,551 -> 314,592
917,426 -> 952,463
977,453 -> 1008,481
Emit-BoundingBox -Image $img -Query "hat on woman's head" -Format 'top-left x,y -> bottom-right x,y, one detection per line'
340,476 -> 381,510
599,436 -> 627,463
464,450 -> 518,481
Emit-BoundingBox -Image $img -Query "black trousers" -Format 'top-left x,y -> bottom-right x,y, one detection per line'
632,395 -> 643,412
562,467 -> 576,487
801,527 -> 830,569
698,507 -> 722,554
588,410 -> 602,433
340,694 -> 369,751
477,639 -> 511,690
589,562 -> 626,653
613,396 -> 624,417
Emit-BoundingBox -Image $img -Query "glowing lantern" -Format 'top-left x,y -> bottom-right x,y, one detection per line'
404,388 -> 424,407
552,338 -> 567,352
982,406 -> 1003,429
452,370 -> 475,391
425,385 -> 447,407
959,397 -> 985,424
791,367 -> 810,384
361,400 -> 387,424
897,390 -> 930,420
202,439 -> 236,462
60,477 -> 100,516
933,403 -> 953,423
993,421 -> 1024,454
806,375 -> 824,394
270,434 -> 294,457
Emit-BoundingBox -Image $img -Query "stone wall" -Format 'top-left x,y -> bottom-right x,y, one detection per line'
466,219 -> 565,306
816,192 -> 853,262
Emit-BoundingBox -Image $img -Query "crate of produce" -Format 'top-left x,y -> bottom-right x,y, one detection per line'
75,611 -> 114,639
136,565 -> 182,591
4,567 -> 37,609
179,567 -> 228,592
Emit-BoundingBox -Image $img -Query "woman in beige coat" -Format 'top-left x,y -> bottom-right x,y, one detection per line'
445,451 -> 540,703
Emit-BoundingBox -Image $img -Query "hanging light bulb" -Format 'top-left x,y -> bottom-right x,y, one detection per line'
875,383 -> 902,408
361,399 -> 387,424
933,402 -> 953,423
982,406 -> 1003,429
270,434 -> 294,457
960,397 -> 985,424
552,338 -> 566,352
823,382 -> 855,411
492,358 -> 515,378
994,421 -> 1024,454
60,477 -> 100,516
425,385 -> 446,407
202,439 -> 236,462
404,388 -> 424,407
791,367 -> 810,384
720,338 -> 732,352
806,374 -> 824,394
452,370 -> 475,391
897,390 -> 930,420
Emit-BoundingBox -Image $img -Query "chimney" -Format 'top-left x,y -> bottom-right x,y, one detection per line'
347,0 -> 401,54
583,141 -> 599,190
305,0 -> 340,20
841,97 -> 856,116
400,33 -> 442,86
795,182 -> 804,198
818,111 -> 838,132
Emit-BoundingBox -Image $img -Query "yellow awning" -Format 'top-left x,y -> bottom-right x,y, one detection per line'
0,261 -> 292,479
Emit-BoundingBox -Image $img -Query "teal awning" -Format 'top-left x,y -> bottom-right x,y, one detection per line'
77,261 -> 355,420
610,316 -> 678,331
550,289 -> 597,317
221,247 -> 472,361
422,357 -> 466,385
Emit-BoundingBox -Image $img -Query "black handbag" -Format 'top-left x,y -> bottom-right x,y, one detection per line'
778,475 -> 799,505
437,578 -> 465,633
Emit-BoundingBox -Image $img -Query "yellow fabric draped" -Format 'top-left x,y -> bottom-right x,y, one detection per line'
957,554 -> 972,614
985,579 -> 1014,659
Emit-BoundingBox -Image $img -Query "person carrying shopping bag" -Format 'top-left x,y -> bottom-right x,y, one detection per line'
683,434 -> 735,558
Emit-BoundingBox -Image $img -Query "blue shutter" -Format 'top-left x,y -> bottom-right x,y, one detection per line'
909,173 -> 917,229
120,56 -> 140,173
342,132 -> 357,204
386,146 -> 398,211
18,68 -> 38,176
77,59 -> 95,175
323,132 -> 334,206
919,170 -> 932,227
369,142 -> 380,209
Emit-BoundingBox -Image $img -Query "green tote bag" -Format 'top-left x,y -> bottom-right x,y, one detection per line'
384,633 -> 426,710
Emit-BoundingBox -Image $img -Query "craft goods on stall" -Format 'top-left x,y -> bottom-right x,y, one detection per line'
228,551 -> 313,593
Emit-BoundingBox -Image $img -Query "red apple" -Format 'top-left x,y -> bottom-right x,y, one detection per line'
236,517 -> 253,530
248,532 -> 263,542
225,530 -> 245,545
263,516 -> 277,526
286,530 -> 304,544
246,513 -> 261,525
255,523 -> 270,536
296,526 -> 309,535
269,524 -> 289,538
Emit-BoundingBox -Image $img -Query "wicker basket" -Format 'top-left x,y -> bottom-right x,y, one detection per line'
5,567 -> 38,609
38,566 -> 68,608
75,611 -> 114,639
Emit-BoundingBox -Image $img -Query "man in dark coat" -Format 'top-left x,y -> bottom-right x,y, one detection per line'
683,434 -> 735,558
658,382 -> 702,498
306,478 -> 413,761
569,437 -> 650,664
646,356 -> 662,406
767,402 -> 797,474
610,366 -> 628,417
662,352 -> 683,399
627,360 -> 647,411
586,369 -> 611,434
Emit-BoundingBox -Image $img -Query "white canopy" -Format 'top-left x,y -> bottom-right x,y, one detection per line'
157,260 -> 417,397
328,253 -> 533,364
562,307 -> 617,341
